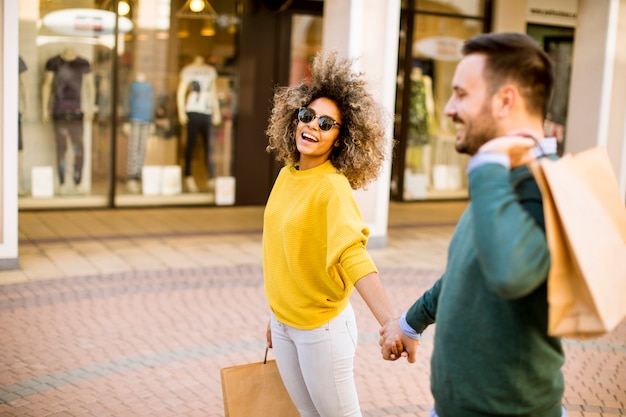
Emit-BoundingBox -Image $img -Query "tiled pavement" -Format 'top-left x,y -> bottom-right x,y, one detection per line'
0,201 -> 624,416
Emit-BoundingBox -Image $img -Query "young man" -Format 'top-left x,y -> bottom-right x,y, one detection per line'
380,32 -> 566,417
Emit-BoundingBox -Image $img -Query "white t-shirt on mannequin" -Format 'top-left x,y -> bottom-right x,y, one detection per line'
177,56 -> 221,125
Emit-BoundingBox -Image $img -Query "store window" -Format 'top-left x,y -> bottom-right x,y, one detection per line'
392,0 -> 490,201
289,14 -> 322,85
527,24 -> 574,155
18,0 -> 238,209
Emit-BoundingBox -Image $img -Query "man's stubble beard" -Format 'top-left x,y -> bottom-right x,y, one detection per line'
453,102 -> 498,156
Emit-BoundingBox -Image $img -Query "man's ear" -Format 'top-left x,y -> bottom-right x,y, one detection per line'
494,85 -> 517,119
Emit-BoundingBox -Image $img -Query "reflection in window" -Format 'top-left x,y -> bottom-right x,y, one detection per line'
527,24 -> 574,155
395,4 -> 487,201
290,15 -> 322,85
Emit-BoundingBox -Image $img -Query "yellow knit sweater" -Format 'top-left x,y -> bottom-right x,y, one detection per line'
263,160 -> 377,329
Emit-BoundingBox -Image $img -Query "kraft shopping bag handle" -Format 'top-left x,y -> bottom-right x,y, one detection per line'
506,131 -> 547,159
525,133 -> 547,159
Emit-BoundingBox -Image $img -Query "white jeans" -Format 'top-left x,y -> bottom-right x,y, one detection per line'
270,304 -> 361,417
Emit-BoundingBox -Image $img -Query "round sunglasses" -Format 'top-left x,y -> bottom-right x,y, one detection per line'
297,107 -> 342,131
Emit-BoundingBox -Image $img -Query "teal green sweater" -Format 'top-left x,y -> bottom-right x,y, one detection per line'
406,162 -> 564,417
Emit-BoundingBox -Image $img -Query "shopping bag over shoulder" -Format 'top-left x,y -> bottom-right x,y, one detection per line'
220,348 -> 299,417
530,147 -> 626,338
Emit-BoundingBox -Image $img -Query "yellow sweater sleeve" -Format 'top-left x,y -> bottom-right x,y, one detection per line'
263,162 -> 377,329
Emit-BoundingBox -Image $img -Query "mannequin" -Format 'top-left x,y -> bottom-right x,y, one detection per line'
41,47 -> 95,194
406,67 -> 435,174
126,72 -> 154,194
176,55 -> 221,193
18,56 -> 28,196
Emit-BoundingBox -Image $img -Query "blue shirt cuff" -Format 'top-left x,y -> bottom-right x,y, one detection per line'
467,152 -> 510,173
400,312 -> 421,341
467,137 -> 558,174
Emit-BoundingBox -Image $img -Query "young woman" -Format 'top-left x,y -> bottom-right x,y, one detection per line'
263,51 -> 401,417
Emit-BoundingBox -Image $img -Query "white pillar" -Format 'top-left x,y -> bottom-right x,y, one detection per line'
0,0 -> 20,269
566,0 -> 626,201
322,0 -> 401,248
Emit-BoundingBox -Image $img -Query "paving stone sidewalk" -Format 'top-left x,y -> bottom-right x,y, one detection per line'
0,203 -> 624,416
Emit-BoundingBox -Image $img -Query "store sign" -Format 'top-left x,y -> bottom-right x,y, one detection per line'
414,36 -> 463,62
527,0 -> 578,27
42,9 -> 133,36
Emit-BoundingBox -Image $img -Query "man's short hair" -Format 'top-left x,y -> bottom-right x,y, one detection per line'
462,32 -> 554,118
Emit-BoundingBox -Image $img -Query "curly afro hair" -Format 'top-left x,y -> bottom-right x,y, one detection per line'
265,51 -> 391,190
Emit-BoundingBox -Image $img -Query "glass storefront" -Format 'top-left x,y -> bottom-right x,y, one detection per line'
527,24 -> 575,156
289,14 -> 322,85
16,0 -> 572,208
18,0 -> 238,209
392,0 -> 490,201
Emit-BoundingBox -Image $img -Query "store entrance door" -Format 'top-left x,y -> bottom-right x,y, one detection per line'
234,0 -> 322,205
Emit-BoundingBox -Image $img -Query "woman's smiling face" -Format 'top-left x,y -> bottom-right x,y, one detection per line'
296,97 -> 342,170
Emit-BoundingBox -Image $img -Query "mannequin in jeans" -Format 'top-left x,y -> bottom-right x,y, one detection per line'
176,55 -> 221,193
126,72 -> 154,194
41,47 -> 94,194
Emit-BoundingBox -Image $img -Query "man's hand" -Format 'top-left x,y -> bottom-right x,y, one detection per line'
379,318 -> 419,363
480,130 -> 540,169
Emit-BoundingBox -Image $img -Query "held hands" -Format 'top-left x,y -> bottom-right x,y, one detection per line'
379,318 -> 419,363
267,315 -> 419,362
479,129 -> 540,169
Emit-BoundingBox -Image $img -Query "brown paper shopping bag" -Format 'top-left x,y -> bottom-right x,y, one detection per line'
220,348 -> 299,417
530,147 -> 626,338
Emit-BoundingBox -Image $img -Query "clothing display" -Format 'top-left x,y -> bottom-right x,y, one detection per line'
45,54 -> 91,118
43,49 -> 92,187
129,79 -> 154,122
177,57 -> 221,190
53,120 -> 84,186
184,112 -> 213,178
179,60 -> 219,116
127,78 -> 154,181
127,121 -> 150,181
